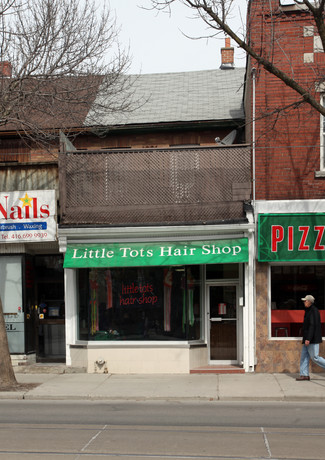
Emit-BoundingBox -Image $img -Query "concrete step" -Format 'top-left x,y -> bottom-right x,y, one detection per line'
190,365 -> 245,374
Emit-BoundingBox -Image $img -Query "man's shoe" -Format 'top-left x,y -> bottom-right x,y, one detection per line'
296,376 -> 310,381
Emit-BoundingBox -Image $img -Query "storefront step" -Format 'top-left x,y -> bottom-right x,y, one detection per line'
190,365 -> 245,374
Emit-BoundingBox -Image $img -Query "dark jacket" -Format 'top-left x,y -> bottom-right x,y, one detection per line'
302,304 -> 323,344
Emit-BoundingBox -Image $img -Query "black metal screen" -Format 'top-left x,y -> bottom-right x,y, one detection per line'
59,146 -> 251,226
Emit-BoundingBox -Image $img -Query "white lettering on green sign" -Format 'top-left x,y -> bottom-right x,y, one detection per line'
64,238 -> 248,268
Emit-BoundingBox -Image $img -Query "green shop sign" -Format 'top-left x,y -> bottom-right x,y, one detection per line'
63,238 -> 248,268
258,213 -> 325,262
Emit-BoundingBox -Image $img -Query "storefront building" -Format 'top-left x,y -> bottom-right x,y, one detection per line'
59,223 -> 255,373
54,58 -> 253,374
0,187 -> 65,364
58,145 -> 255,374
255,200 -> 325,373
1,44 -> 249,371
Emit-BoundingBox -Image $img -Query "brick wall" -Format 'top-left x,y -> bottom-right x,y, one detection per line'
247,1 -> 325,200
249,1 -> 325,373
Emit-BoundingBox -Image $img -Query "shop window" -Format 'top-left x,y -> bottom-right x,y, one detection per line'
34,255 -> 64,281
270,265 -> 325,338
206,263 -> 239,280
0,256 -> 22,314
0,256 -> 24,353
33,255 -> 65,319
77,265 -> 202,341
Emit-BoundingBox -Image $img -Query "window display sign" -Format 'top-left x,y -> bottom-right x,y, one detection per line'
0,190 -> 56,242
64,238 -> 248,268
258,213 -> 325,262
119,281 -> 159,307
78,266 -> 201,341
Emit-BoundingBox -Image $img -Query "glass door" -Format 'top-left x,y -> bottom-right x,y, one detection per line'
208,284 -> 238,362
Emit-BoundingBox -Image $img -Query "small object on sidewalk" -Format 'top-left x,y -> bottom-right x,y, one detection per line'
296,375 -> 310,381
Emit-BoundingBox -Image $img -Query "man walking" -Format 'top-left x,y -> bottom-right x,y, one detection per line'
296,295 -> 325,381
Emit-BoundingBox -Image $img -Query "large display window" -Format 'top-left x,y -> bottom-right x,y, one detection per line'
1,255 -> 24,353
77,265 -> 202,341
270,265 -> 325,338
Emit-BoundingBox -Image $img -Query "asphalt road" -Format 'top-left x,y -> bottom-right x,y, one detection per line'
0,400 -> 324,459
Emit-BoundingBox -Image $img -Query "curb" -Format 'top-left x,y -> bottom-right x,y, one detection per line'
1,393 -> 325,402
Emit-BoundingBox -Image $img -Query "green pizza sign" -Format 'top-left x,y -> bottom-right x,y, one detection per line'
258,213 -> 325,262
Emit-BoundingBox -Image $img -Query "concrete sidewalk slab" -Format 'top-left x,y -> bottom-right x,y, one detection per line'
24,374 -> 110,400
1,371 -> 325,402
275,373 -> 325,401
90,374 -> 219,400
16,374 -> 58,385
219,373 -> 284,401
0,374 -> 57,400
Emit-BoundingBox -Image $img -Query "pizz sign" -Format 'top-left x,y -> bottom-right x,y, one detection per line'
258,213 -> 325,262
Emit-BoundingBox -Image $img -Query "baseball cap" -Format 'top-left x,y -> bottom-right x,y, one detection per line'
301,295 -> 315,304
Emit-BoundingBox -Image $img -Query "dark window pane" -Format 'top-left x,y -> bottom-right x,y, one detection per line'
271,265 -> 325,338
77,265 -> 202,341
206,263 -> 239,280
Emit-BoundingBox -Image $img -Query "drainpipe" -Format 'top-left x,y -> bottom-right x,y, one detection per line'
250,67 -> 257,372
251,67 -> 256,206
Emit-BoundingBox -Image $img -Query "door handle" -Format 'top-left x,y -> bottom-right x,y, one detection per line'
210,318 -> 222,322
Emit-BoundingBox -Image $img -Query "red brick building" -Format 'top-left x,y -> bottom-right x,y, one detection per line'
246,0 -> 325,372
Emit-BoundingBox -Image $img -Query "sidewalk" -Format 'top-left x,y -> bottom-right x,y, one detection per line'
1,368 -> 325,401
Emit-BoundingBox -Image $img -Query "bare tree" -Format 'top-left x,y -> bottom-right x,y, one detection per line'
0,0 -> 135,143
0,0 -> 134,389
150,0 -> 325,117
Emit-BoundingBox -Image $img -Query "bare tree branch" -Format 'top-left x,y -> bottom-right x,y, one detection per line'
0,0 -> 137,144
150,0 -> 325,117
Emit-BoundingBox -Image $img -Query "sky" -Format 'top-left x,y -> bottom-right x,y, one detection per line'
108,0 -> 247,75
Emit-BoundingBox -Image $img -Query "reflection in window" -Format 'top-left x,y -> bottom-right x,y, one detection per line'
206,263 -> 239,280
77,265 -> 202,341
271,265 -> 325,338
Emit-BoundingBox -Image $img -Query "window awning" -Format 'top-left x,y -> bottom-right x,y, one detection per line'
63,238 -> 248,268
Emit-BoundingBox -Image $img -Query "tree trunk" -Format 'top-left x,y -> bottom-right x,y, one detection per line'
0,296 -> 17,387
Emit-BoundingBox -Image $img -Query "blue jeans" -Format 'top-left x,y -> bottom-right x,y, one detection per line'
300,343 -> 325,376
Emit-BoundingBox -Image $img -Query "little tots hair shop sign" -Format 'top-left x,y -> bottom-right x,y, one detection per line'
64,238 -> 248,268
258,213 -> 325,262
0,190 -> 56,242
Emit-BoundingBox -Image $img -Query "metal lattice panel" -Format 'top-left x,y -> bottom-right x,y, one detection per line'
59,146 -> 251,226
